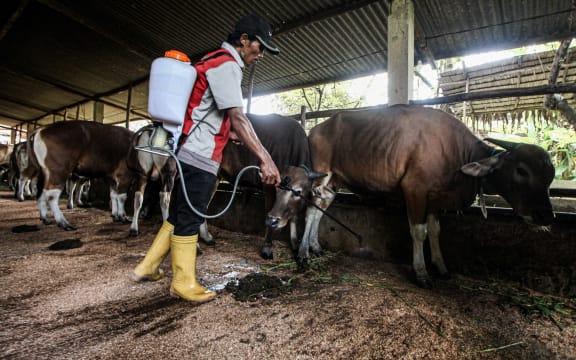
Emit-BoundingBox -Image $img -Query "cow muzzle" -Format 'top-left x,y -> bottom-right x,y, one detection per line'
266,215 -> 286,230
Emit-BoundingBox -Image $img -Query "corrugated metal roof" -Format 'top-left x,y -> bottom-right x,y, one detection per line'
0,0 -> 574,132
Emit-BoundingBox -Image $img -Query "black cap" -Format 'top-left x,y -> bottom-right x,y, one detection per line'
234,14 -> 280,55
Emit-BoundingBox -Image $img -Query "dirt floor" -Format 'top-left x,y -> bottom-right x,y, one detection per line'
0,188 -> 575,360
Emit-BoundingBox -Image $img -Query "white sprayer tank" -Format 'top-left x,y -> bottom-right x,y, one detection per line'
148,50 -> 197,138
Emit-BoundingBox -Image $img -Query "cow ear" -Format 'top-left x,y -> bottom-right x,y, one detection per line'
461,155 -> 501,177
308,171 -> 327,180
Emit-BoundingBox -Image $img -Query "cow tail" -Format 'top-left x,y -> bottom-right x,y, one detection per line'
126,124 -> 154,174
36,171 -> 45,200
26,131 -> 44,199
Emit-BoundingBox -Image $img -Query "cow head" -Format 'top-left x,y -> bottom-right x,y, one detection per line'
266,165 -> 326,230
461,138 -> 555,226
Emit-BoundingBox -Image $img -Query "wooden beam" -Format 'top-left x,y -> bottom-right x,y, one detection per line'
544,38 -> 573,108
411,83 -> 576,106
0,0 -> 31,41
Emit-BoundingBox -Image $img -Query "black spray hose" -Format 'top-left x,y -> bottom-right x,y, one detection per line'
134,144 -> 260,219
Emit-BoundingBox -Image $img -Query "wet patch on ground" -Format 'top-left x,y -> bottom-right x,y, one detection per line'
48,238 -> 83,250
225,272 -> 292,301
11,224 -> 40,233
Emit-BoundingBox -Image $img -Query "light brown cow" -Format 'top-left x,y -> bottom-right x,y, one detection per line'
266,105 -> 555,288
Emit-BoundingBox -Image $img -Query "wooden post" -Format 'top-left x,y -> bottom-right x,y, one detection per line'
93,100 -> 104,123
300,105 -> 307,130
125,85 -> 132,128
246,64 -> 257,114
387,0 -> 414,105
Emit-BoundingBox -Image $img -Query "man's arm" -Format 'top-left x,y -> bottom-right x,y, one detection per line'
227,107 -> 281,186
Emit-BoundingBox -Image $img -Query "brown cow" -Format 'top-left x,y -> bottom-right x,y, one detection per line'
128,124 -> 177,236
10,141 -> 37,201
31,121 -> 139,230
266,105 -> 555,287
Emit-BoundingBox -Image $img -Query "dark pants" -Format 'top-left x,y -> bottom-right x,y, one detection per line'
168,162 -> 217,236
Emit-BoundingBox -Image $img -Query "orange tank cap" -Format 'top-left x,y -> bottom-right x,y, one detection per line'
164,50 -> 191,62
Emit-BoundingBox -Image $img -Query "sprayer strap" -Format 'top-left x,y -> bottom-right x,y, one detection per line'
176,49 -> 235,152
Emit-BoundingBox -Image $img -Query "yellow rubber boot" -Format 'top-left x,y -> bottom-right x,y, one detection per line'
170,234 -> 216,303
131,221 -> 173,282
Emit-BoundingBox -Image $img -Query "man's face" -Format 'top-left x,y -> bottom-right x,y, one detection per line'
242,39 -> 265,65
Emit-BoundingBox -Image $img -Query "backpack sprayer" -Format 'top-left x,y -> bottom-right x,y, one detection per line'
135,50 -> 260,219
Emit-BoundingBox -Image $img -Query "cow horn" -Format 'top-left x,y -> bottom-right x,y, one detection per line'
308,171 -> 327,180
298,164 -> 327,180
484,138 -> 520,151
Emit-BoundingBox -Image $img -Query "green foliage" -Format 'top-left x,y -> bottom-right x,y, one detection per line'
489,123 -> 576,180
273,81 -> 367,117
538,127 -> 576,180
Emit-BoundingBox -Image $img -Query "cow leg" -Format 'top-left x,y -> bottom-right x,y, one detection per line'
111,189 -> 130,224
117,192 -> 129,223
130,190 -> 144,236
46,188 -> 76,230
66,179 -> 76,209
299,207 -> 322,270
307,182 -> 335,257
78,179 -> 90,206
198,220 -> 214,245
159,190 -> 171,221
28,178 -> 37,198
409,222 -> 431,288
260,229 -> 275,260
289,218 -> 299,252
37,190 -> 50,225
17,177 -> 27,201
199,179 -> 220,246
427,213 -> 448,277
260,186 -> 277,259
297,178 -> 335,270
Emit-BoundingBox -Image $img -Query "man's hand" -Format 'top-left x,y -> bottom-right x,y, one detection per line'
260,157 -> 281,186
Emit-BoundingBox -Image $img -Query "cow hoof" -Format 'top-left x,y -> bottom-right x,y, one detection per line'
200,238 -> 216,246
296,258 -> 309,273
311,249 -> 325,257
415,277 -> 433,289
59,223 -> 77,231
437,272 -> 451,281
128,229 -> 139,237
260,248 -> 273,260
41,218 -> 51,225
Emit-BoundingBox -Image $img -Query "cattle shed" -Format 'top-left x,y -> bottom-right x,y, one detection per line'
1,2 -> 576,357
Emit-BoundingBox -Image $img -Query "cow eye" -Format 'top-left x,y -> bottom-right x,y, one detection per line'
516,167 -> 529,178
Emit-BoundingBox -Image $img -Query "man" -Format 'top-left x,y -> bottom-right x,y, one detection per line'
132,14 -> 281,304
